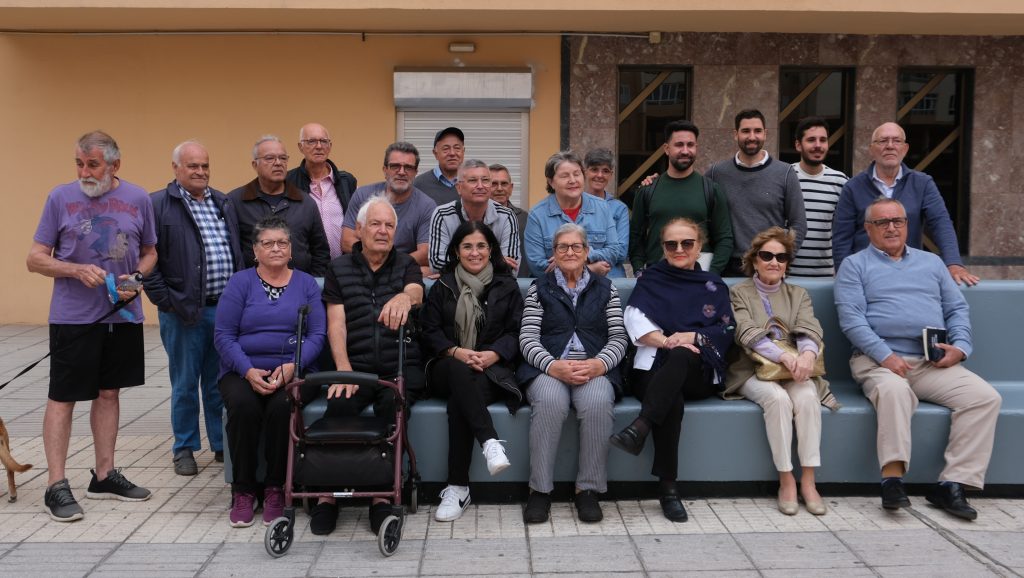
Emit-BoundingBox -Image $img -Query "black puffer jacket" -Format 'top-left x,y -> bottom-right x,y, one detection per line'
420,271 -> 524,409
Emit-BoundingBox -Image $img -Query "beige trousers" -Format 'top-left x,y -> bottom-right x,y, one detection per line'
851,353 -> 1001,489
739,376 -> 822,472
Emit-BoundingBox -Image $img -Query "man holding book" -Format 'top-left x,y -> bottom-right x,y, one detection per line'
834,197 -> 1001,521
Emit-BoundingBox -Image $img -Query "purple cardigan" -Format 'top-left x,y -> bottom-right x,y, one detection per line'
214,267 -> 326,381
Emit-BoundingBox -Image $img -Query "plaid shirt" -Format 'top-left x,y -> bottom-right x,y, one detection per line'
179,185 -> 234,298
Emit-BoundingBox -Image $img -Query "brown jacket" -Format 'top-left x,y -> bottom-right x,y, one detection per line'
723,278 -> 838,409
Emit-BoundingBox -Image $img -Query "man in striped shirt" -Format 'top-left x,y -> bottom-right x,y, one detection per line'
789,117 -> 849,277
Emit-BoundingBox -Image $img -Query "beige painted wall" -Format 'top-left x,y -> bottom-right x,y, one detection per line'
0,33 -> 560,324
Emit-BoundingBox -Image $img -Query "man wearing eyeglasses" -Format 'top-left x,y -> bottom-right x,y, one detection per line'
833,122 -> 978,285
229,135 -> 330,276
341,142 -> 435,277
414,127 -> 465,206
145,141 -> 243,476
835,197 -> 1000,521
285,123 -> 357,260
428,159 -> 521,273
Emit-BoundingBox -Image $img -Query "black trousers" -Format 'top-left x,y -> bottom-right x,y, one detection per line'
317,365 -> 426,419
429,357 -> 504,486
631,348 -> 718,481
219,373 -> 291,492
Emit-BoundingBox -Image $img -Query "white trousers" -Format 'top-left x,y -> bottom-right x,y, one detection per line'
739,375 -> 822,472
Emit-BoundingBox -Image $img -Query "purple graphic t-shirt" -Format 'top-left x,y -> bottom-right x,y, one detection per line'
33,180 -> 156,324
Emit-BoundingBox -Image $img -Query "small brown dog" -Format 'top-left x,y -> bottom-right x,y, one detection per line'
0,416 -> 32,502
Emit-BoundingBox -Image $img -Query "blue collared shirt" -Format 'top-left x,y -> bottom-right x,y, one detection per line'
432,166 -> 457,188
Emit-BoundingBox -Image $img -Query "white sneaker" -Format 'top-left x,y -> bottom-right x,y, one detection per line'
482,438 -> 510,476
435,485 -> 471,522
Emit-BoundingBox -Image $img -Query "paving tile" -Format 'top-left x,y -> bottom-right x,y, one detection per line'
313,539 -> 421,576
0,542 -> 116,577
954,530 -> 1024,568
633,534 -> 753,572
760,569 -> 877,577
200,542 -> 318,577
733,531 -> 865,570
528,535 -> 642,574
650,572 -> 760,578
839,528 -> 993,570
89,543 -> 217,577
874,565 -> 999,577
421,537 -> 529,575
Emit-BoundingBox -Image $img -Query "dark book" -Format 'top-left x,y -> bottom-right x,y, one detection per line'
922,327 -> 948,361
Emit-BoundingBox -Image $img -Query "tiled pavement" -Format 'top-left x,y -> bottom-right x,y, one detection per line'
1,323 -> 1023,577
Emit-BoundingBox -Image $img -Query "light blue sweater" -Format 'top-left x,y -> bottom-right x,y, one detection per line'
835,246 -> 972,362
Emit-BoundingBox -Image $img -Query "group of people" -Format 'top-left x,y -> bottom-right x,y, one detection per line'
28,116 -> 998,532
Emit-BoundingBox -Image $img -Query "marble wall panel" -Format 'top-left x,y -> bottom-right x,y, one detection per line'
567,33 -> 1024,273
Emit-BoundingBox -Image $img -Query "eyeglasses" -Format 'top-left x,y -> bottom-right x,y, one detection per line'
386,163 -> 417,173
258,155 -> 289,164
872,137 -> 906,146
757,250 -> 791,263
662,239 -> 697,252
867,217 -> 908,229
257,239 -> 291,249
300,138 -> 331,147
555,243 -> 587,254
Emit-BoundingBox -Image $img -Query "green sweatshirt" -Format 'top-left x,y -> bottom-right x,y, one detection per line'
628,172 -> 734,273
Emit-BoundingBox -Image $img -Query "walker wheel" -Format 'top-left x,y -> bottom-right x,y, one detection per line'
265,517 -> 293,558
377,514 -> 403,556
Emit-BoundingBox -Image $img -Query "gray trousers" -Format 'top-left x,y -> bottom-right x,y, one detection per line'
852,353 -> 1001,489
526,374 -> 615,494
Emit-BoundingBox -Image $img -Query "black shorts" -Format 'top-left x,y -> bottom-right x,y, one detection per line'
49,323 -> 145,402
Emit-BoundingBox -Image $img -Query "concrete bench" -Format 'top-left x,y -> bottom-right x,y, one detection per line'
228,279 -> 1024,487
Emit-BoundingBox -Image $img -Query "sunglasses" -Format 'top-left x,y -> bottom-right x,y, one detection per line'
757,250 -> 790,263
662,239 -> 697,252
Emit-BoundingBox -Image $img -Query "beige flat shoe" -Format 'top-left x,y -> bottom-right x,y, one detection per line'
777,495 -> 799,516
804,499 -> 827,516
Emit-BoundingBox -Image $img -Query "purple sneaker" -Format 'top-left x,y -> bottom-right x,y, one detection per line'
263,486 -> 285,525
229,491 -> 256,527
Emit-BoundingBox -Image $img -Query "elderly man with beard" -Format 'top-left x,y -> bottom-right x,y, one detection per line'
342,142 -> 435,277
707,109 -> 805,276
27,130 -> 157,522
629,120 -> 733,274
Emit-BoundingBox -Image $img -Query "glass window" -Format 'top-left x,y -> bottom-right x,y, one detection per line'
778,68 -> 855,176
616,68 -> 692,204
897,69 -> 973,255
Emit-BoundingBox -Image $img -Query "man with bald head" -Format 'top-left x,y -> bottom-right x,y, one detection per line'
833,122 -> 978,285
286,123 -> 358,259
145,141 -> 244,475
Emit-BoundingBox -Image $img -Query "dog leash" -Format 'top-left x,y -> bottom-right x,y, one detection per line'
0,289 -> 140,392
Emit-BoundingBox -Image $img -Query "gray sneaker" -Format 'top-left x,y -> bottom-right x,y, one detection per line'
173,449 -> 198,476
44,479 -> 84,522
85,468 -> 152,502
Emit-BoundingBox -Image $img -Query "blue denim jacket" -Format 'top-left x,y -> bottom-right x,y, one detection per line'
524,193 -> 625,277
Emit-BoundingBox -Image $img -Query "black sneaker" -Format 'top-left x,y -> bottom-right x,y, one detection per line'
575,490 -> 603,523
309,501 -> 338,535
85,468 -> 152,502
173,449 -> 198,476
44,479 -> 84,522
214,451 -> 225,463
523,491 -> 551,524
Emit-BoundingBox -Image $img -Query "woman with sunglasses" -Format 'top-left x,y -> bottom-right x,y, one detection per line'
609,217 -> 734,522
723,226 -> 837,516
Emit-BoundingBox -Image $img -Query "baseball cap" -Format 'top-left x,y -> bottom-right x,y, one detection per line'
433,127 -> 465,147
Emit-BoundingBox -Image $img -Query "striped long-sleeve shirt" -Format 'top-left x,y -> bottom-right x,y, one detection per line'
789,163 -> 849,277
519,282 -> 628,375
427,199 -> 521,272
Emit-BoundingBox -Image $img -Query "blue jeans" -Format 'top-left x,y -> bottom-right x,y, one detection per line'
159,308 -> 224,453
